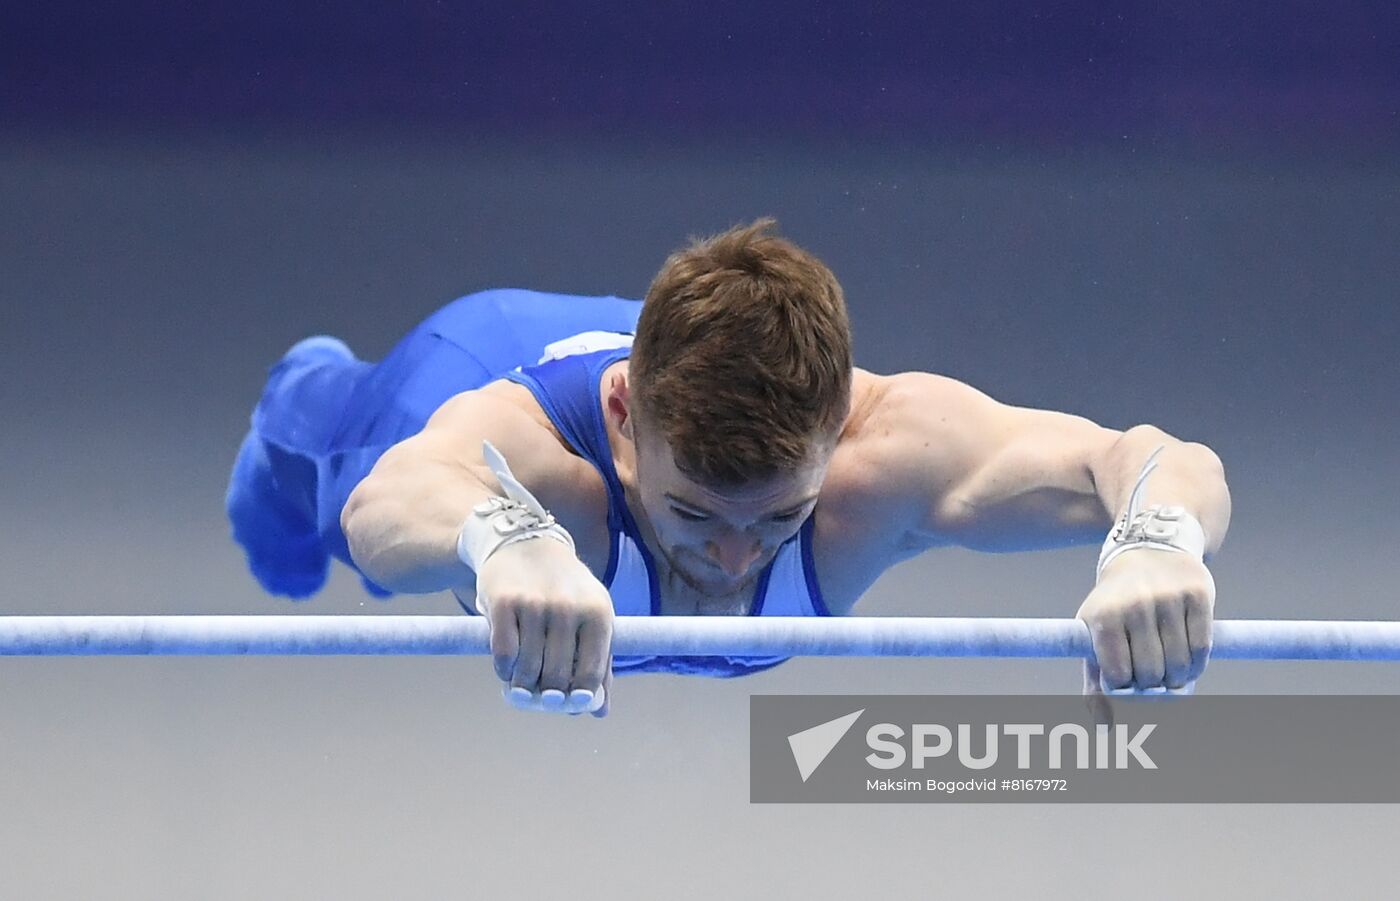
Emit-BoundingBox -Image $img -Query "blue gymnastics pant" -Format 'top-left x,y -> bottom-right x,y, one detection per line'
225,289 -> 641,598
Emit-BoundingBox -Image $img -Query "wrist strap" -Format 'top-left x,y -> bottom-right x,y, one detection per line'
456,442 -> 575,610
1096,444 -> 1206,581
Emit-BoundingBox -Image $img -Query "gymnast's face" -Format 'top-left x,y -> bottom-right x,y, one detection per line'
629,421 -> 831,597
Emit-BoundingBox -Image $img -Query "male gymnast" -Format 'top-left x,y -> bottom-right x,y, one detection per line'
227,219 -> 1231,716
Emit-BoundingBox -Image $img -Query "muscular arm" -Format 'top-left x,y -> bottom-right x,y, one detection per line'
340,382 -> 600,595
865,373 -> 1231,556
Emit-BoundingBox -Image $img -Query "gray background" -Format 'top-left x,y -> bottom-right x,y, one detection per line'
2,2 -> 1398,898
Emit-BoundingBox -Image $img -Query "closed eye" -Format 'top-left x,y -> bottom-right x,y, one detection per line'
672,507 -> 807,525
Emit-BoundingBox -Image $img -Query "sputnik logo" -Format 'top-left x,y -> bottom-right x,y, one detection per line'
787,709 -> 864,782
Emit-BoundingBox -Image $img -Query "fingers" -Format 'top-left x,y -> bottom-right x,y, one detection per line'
484,591 -> 612,716
571,618 -> 612,714
591,654 -> 613,719
1185,588 -> 1213,679
538,613 -> 578,711
488,602 -> 520,683
1157,602 -> 1193,689
1083,586 -> 1213,697
503,605 -> 570,711
1087,617 -> 1133,692
509,601 -> 547,692
1125,604 -> 1167,690
1094,611 -> 1167,693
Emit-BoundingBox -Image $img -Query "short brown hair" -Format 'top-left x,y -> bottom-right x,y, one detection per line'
630,218 -> 853,486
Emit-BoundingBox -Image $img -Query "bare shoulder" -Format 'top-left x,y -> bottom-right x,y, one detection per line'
822,368 -> 1093,517
813,368 -> 1122,610
807,371 -> 923,611
811,369 -> 1022,611
820,370 -> 983,524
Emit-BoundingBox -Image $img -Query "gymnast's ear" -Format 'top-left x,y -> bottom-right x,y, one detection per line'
605,371 -> 635,440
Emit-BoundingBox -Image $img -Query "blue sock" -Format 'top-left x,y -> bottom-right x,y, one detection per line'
226,430 -> 329,599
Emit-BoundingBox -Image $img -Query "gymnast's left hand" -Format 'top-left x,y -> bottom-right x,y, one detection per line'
1076,549 -> 1215,701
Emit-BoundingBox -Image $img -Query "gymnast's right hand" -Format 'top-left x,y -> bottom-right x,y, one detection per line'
475,536 -> 614,717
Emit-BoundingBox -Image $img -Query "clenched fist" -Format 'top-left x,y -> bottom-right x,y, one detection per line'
475,537 -> 615,716
1078,548 -> 1215,699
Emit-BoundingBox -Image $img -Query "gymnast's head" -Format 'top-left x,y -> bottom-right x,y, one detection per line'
605,218 -> 854,595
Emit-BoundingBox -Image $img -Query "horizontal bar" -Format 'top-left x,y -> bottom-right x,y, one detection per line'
0,616 -> 1398,661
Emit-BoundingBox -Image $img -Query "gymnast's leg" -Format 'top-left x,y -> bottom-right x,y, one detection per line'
226,320 -> 496,599
227,290 -> 641,600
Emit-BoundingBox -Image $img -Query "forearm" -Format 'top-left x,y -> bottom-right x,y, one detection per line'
1091,425 -> 1232,558
341,453 -> 488,594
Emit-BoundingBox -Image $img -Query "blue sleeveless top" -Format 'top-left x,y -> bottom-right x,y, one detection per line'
502,341 -> 832,678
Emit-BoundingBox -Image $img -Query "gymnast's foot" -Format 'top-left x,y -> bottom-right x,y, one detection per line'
278,334 -> 355,366
227,335 -> 358,598
229,333 -> 377,599
226,429 -> 330,599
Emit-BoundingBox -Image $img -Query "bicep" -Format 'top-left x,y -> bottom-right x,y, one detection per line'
381,381 -> 588,496
881,373 -> 1121,553
350,381 -> 590,525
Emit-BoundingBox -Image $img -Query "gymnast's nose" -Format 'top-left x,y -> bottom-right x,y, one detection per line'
707,531 -> 764,578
